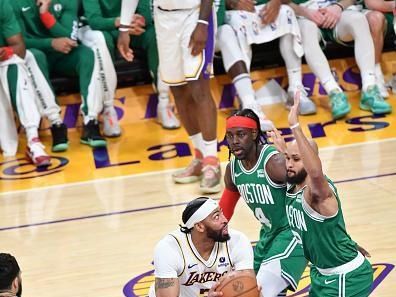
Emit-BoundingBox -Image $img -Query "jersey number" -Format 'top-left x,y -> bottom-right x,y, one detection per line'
254,208 -> 272,229
199,288 -> 210,297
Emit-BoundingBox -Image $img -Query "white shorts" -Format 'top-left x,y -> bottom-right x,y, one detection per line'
154,6 -> 216,86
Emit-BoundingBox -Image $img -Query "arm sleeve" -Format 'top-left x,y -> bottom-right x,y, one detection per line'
219,188 -> 240,221
229,230 -> 254,271
153,236 -> 184,278
82,0 -> 118,31
43,2 -> 78,38
120,0 -> 139,26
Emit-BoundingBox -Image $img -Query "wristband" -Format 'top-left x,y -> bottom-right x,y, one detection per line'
332,2 -> 344,11
119,24 -> 130,32
40,12 -> 56,29
290,123 -> 300,129
197,19 -> 209,25
2,47 -> 14,60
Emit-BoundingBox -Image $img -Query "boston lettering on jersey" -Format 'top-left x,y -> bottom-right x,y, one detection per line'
286,204 -> 307,232
183,271 -> 227,286
237,184 -> 275,205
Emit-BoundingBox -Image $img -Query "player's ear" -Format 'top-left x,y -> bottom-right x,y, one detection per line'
195,222 -> 205,233
252,129 -> 258,140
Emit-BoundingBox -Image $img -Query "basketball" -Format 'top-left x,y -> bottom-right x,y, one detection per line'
216,271 -> 260,297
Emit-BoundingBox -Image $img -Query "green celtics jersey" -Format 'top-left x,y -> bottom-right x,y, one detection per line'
231,145 -> 290,239
214,0 -> 225,26
286,178 -> 358,269
0,0 -> 21,47
11,0 -> 78,51
83,0 -> 153,31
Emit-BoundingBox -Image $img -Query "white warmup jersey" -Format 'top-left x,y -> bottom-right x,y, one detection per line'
153,0 -> 200,10
151,229 -> 253,297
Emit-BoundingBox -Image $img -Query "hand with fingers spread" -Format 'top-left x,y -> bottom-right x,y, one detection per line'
288,89 -> 300,128
357,244 -> 371,258
267,128 -> 287,154
117,31 -> 134,61
189,23 -> 208,56
304,8 -> 325,26
208,281 -> 223,297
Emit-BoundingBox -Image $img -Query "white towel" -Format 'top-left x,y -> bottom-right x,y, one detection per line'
226,4 -> 304,58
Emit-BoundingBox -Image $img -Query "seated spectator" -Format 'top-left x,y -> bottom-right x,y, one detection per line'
10,0 -> 116,148
1,0 -> 68,166
0,253 -> 22,297
82,0 -> 180,130
289,0 -> 392,118
362,0 -> 395,97
215,0 -> 274,131
225,0 -> 317,115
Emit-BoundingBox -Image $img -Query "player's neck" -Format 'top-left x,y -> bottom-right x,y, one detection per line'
242,145 -> 262,170
191,234 -> 215,261
295,177 -> 308,192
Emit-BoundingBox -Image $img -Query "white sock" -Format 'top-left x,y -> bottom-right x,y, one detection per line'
189,133 -> 204,157
49,115 -> 62,126
322,78 -> 342,94
361,72 -> 376,92
203,139 -> 218,158
157,70 -> 170,108
233,73 -> 256,107
286,68 -> 303,91
26,126 -> 39,144
375,63 -> 385,82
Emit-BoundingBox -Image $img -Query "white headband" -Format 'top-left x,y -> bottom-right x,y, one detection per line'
184,199 -> 219,229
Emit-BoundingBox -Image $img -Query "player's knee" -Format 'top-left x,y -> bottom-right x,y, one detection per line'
28,49 -> 47,66
366,11 -> 386,33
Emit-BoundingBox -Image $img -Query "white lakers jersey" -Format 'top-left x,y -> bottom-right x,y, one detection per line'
154,0 -> 200,10
151,229 -> 253,297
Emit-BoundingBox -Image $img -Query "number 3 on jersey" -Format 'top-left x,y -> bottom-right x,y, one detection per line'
255,208 -> 272,229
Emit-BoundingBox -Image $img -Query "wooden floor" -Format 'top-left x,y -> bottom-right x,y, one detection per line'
1,56 -> 396,297
0,139 -> 395,297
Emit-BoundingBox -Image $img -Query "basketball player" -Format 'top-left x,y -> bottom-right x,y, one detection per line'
1,0 -> 59,166
289,0 -> 392,118
225,0 -> 317,115
220,109 -> 307,297
215,0 -> 274,131
10,0 -> 115,148
149,197 -> 255,297
82,0 -> 180,130
269,94 -> 373,296
118,0 -> 222,194
362,0 -> 395,97
0,253 -> 22,297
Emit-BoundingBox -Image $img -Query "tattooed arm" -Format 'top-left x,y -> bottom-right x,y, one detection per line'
155,278 -> 180,297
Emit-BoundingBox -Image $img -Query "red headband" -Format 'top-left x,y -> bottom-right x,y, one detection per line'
226,116 -> 258,129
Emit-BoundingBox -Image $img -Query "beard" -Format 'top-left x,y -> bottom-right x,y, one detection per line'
206,226 -> 230,242
286,168 -> 308,185
16,279 -> 22,297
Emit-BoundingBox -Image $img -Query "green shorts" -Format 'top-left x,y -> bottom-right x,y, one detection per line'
254,229 -> 308,291
309,259 -> 373,297
384,12 -> 394,36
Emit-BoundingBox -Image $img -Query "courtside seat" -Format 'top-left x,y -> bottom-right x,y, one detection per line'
51,34 -> 395,97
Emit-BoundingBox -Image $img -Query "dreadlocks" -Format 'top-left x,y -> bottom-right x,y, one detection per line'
225,108 -> 268,160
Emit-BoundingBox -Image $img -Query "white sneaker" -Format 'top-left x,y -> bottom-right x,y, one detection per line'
244,102 -> 274,131
377,77 -> 389,98
26,138 -> 51,167
157,103 -> 180,130
103,106 -> 121,137
286,86 -> 317,115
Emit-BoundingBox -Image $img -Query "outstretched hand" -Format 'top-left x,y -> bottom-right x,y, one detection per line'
288,89 -> 300,127
267,128 -> 287,154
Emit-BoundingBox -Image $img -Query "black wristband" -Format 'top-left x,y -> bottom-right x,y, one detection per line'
332,2 -> 345,11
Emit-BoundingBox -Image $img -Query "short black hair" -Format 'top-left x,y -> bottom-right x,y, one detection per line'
0,253 -> 20,291
180,197 -> 209,233
226,108 -> 267,159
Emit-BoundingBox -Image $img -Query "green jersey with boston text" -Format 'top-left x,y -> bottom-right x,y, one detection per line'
285,178 -> 358,269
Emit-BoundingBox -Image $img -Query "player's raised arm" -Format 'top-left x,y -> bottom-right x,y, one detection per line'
117,0 -> 139,61
288,93 -> 332,202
